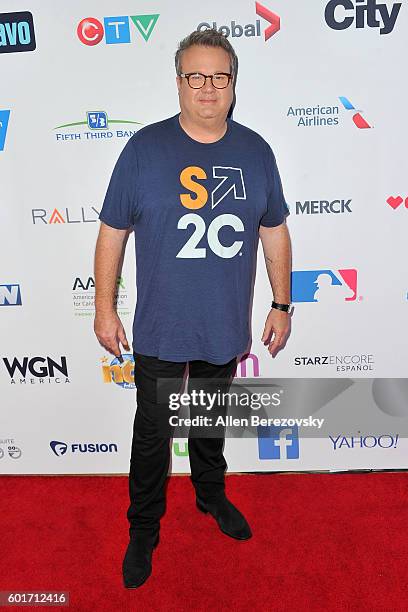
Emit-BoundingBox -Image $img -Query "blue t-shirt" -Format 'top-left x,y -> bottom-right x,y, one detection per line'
99,114 -> 289,364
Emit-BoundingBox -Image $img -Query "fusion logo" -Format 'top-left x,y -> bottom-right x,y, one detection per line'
291,269 -> 358,303
387,195 -> 408,210
295,199 -> 352,215
0,284 -> 22,306
258,425 -> 300,459
53,111 -> 142,142
0,11 -> 36,53
325,0 -> 401,35
50,440 -> 118,457
294,354 -> 374,372
77,14 -> 159,46
339,96 -> 371,129
73,276 -> 130,317
31,207 -> 99,225
101,354 -> 135,389
198,2 -> 280,41
330,434 -> 399,450
0,109 -> 10,151
2,356 -> 70,385
0,439 -> 22,460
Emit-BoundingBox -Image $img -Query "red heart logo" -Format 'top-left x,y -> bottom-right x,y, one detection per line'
387,196 -> 403,209
405,198 -> 408,208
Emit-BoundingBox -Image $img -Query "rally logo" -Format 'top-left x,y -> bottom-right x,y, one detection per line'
198,2 -> 280,41
0,11 -> 36,53
101,354 -> 135,389
258,425 -> 300,459
77,14 -> 159,45
50,440 -> 118,456
0,109 -> 10,151
0,284 -> 22,306
291,269 -> 358,303
31,207 -> 99,225
387,195 -> 408,210
54,110 -> 142,142
325,0 -> 401,35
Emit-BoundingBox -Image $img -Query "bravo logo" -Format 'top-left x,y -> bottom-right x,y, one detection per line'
50,440 -> 118,456
198,2 -> 280,41
0,110 -> 10,151
101,354 -> 135,389
77,14 -> 159,45
325,0 -> 401,35
178,165 -> 246,259
0,11 -> 36,53
291,269 -> 358,303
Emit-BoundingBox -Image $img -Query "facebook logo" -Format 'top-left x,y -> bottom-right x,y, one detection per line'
0,284 -> 22,306
258,425 -> 300,459
0,109 -> 10,151
87,111 -> 108,129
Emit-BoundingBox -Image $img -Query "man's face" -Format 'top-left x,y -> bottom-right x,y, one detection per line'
176,45 -> 234,123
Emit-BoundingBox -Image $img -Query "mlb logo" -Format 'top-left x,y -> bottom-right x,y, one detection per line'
0,284 -> 22,306
0,109 -> 10,151
291,269 -> 357,303
258,425 -> 300,460
87,111 -> 108,129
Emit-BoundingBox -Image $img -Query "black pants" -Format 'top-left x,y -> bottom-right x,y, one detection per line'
127,352 -> 237,538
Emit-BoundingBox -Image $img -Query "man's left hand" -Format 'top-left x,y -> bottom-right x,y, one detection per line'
261,309 -> 291,357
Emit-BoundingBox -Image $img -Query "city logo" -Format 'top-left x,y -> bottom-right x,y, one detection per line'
295,199 -> 352,215
54,110 -> 142,142
2,356 -> 70,385
77,14 -> 159,46
50,440 -> 118,456
258,425 -> 300,459
0,109 -> 10,150
31,207 -> 99,225
291,269 -> 358,303
101,354 -> 135,389
0,11 -> 36,53
325,0 -> 401,35
387,195 -> 408,210
0,438 -> 22,460
0,284 -> 22,306
339,96 -> 371,129
330,434 -> 399,450
72,275 -> 130,317
198,2 -> 280,41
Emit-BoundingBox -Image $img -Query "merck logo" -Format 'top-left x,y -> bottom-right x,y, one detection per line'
339,97 -> 371,129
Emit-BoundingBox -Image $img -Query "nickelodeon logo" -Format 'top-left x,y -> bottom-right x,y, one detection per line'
101,354 -> 135,389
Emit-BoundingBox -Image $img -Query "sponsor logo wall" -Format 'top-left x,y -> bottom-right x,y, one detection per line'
1,0 -> 406,475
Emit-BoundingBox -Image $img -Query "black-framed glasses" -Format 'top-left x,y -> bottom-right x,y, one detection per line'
179,72 -> 232,89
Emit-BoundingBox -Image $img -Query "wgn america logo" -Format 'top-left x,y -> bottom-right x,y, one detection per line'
0,109 -> 10,151
0,284 -> 22,306
0,438 -> 22,460
31,206 -> 99,225
294,354 -> 374,372
2,356 -> 70,385
0,11 -> 36,53
258,425 -> 300,460
286,96 -> 371,129
325,0 -> 401,35
330,434 -> 399,450
198,3 -> 280,41
386,195 -> 408,211
77,14 -> 159,45
50,440 -> 118,457
295,199 -> 352,215
291,268 -> 359,303
72,276 -> 130,317
101,354 -> 135,389
53,111 -> 142,142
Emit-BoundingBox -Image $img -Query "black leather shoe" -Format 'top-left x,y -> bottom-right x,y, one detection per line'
122,532 -> 159,589
196,495 -> 252,540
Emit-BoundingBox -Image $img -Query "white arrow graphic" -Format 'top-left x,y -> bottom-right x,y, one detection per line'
211,166 -> 246,209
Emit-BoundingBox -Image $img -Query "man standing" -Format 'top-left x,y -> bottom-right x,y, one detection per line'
94,29 -> 291,589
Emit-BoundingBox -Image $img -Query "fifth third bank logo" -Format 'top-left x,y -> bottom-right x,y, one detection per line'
291,269 -> 358,303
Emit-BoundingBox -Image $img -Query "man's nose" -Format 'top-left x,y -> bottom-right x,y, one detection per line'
202,76 -> 216,92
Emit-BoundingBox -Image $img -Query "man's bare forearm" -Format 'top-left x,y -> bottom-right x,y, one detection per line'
259,222 -> 291,304
94,222 -> 128,315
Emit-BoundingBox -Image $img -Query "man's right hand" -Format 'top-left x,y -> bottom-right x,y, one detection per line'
94,311 -> 130,358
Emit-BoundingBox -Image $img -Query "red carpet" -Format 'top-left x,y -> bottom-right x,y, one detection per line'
1,473 -> 407,611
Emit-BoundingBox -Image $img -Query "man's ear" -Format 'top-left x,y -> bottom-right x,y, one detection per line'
176,75 -> 181,93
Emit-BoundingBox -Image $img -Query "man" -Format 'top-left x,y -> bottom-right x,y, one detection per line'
94,29 -> 291,589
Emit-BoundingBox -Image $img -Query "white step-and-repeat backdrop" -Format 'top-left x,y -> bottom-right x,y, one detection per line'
1,0 -> 407,474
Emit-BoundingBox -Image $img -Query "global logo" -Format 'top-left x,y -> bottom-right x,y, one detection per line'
258,425 -> 300,459
0,11 -> 36,53
54,111 -> 142,142
198,2 -> 280,42
0,284 -> 22,306
325,0 -> 401,35
0,109 -> 10,151
50,440 -> 118,456
387,195 -> 408,210
77,14 -> 159,46
101,354 -> 135,389
291,269 -> 358,303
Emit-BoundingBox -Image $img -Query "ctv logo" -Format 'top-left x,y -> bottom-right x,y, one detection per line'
387,195 -> 408,210
0,284 -> 22,306
0,110 -> 10,151
0,11 -> 36,53
291,269 -> 358,303
198,2 -> 280,42
258,425 -> 300,459
325,0 -> 401,35
77,14 -> 159,45
101,354 -> 135,389
339,97 -> 371,129
50,440 -> 118,457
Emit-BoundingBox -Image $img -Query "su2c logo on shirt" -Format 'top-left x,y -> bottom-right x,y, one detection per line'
177,165 -> 246,259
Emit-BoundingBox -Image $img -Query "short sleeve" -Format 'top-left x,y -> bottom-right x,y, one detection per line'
99,137 -> 138,230
259,143 -> 290,228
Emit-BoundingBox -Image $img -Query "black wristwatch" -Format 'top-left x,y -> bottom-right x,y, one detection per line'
271,301 -> 291,312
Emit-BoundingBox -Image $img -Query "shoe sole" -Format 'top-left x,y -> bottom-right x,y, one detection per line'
196,501 -> 252,541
